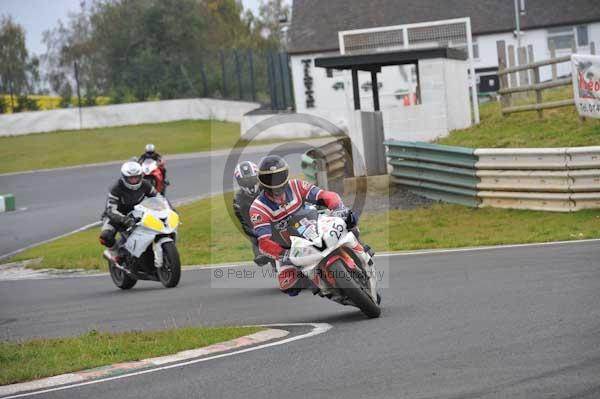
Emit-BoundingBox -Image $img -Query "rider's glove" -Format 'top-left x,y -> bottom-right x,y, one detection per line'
123,216 -> 137,229
332,208 -> 357,229
331,208 -> 350,220
345,210 -> 357,230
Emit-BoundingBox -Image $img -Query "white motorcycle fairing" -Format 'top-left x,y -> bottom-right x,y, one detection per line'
288,213 -> 377,301
124,196 -> 178,260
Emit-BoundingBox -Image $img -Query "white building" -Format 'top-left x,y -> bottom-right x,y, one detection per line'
286,0 -> 600,141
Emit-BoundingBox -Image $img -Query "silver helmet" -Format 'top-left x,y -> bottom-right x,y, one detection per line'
120,161 -> 143,190
234,161 -> 260,196
145,143 -> 156,153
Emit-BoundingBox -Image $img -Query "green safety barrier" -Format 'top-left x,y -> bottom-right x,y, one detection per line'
385,141 -> 480,207
0,193 -> 15,212
301,153 -> 318,183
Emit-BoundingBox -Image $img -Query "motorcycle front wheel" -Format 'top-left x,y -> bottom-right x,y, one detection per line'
157,242 -> 181,288
108,261 -> 137,290
329,260 -> 381,319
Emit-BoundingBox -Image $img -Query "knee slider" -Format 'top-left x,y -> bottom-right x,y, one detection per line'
99,230 -> 116,247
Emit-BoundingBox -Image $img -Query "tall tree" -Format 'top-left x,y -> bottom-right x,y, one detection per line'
42,2 -> 101,105
0,16 -> 29,109
256,0 -> 290,49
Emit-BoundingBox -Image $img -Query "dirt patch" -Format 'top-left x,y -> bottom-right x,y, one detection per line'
343,185 -> 433,215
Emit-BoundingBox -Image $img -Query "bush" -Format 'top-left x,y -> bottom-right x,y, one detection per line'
13,95 -> 40,112
59,96 -> 72,108
0,96 -> 6,114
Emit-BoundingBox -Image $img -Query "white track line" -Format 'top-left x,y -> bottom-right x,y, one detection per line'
0,323 -> 332,399
374,237 -> 600,257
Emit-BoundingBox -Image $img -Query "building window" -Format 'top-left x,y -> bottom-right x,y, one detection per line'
472,42 -> 480,59
547,27 -> 575,50
577,25 -> 589,46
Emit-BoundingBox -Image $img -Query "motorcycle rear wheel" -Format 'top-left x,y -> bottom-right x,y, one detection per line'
329,260 -> 381,319
108,261 -> 137,290
157,242 -> 181,288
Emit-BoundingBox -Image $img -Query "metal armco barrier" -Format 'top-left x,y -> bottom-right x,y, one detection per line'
301,138 -> 352,192
385,141 -> 480,207
385,141 -> 600,212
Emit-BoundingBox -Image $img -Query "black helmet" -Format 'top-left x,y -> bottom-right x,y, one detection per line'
258,155 -> 289,196
234,161 -> 259,196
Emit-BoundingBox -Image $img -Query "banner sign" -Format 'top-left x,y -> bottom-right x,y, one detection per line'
572,54 -> 600,118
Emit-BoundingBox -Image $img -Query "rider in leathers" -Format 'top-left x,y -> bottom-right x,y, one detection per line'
232,161 -> 264,260
249,155 -> 361,296
100,161 -> 157,260
139,143 -> 168,184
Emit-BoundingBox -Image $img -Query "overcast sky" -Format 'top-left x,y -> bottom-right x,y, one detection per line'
0,0 -> 265,56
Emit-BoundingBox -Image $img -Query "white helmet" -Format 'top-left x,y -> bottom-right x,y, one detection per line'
120,161 -> 143,190
145,143 -> 156,153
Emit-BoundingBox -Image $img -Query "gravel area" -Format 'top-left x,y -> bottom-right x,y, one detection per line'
342,185 -> 434,215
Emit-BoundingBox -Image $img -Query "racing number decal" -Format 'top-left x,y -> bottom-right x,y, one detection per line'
329,222 -> 344,239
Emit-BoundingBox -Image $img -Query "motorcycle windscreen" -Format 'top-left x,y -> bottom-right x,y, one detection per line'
139,197 -> 168,212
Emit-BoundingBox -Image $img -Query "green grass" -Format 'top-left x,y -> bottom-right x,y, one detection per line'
8,193 -> 600,271
0,326 -> 262,385
361,204 -> 600,251
436,88 -> 600,148
0,120 -> 285,174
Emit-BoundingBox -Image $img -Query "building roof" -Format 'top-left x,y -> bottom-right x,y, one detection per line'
314,48 -> 468,71
288,0 -> 600,54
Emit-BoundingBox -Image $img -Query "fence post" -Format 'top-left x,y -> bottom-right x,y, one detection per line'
508,45 -> 517,90
517,46 -> 529,87
497,40 -> 509,115
534,66 -> 543,119
234,49 -> 243,100
550,41 -> 557,80
527,45 -> 535,85
266,52 -> 278,110
73,61 -> 82,129
220,50 -> 228,98
248,50 -> 257,102
572,40 -> 586,122
591,42 -> 596,55
278,53 -> 289,109
200,58 -> 209,98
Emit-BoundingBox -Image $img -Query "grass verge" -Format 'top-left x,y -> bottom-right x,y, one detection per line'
8,194 -> 600,271
0,119 -> 288,174
0,326 -> 262,385
436,88 -> 600,148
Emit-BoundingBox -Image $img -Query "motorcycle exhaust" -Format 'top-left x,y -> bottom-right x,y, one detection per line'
103,252 -> 132,275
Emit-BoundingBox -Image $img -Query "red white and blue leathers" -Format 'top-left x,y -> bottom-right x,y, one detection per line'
249,179 -> 342,259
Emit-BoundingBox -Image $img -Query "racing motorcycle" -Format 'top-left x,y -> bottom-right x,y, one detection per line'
141,158 -> 167,194
284,208 -> 381,318
104,196 -> 181,289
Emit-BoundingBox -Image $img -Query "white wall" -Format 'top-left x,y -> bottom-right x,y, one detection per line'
0,98 -> 260,136
290,52 -> 472,142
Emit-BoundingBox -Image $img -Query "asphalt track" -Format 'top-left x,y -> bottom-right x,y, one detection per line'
0,140 -> 323,258
1,241 -> 599,398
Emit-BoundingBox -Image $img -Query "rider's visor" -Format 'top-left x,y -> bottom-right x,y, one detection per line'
126,175 -> 142,185
237,176 -> 258,189
259,169 -> 289,188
